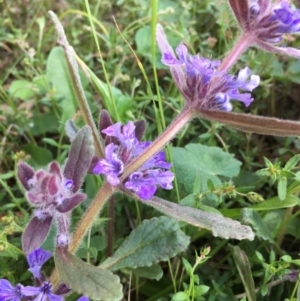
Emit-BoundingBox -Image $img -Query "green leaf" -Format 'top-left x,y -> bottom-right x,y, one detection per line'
23,144 -> 53,166
194,285 -> 210,297
41,138 -> 60,147
46,47 -> 78,126
171,292 -> 189,301
100,216 -> 190,271
55,247 -> 123,301
0,171 -> 15,180
280,170 -> 295,178
77,235 -> 106,259
131,264 -> 163,281
31,112 -> 59,136
172,144 -> 241,193
182,257 -> 193,276
291,259 -> 300,266
180,194 -> 221,214
278,177 -> 287,201
255,251 -> 264,262
135,26 -> 152,59
80,65 -> 132,122
251,195 -> 298,210
255,169 -> 270,177
229,244 -> 256,301
240,209 -> 275,243
32,75 -> 50,94
147,197 -> 255,241
8,80 -> 37,100
281,255 -> 292,263
260,283 -> 268,296
284,154 -> 300,170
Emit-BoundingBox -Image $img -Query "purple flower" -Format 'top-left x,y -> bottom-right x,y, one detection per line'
0,280 -> 23,301
229,0 -> 300,58
125,170 -> 174,200
156,24 -> 260,111
93,144 -> 124,186
27,248 -> 52,280
249,0 -> 300,42
93,121 -> 174,200
22,282 -> 63,301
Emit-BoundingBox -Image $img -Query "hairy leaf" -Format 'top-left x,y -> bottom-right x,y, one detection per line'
131,264 -> 163,281
48,11 -> 104,158
228,0 -> 249,29
146,197 -> 254,241
240,209 -> 275,243
172,144 -> 241,193
197,109 -> 300,136
17,162 -> 35,191
251,195 -> 298,210
55,247 -> 122,301
229,245 -> 256,301
100,216 -> 190,271
64,126 -> 94,192
22,216 -> 53,254
56,193 -> 87,213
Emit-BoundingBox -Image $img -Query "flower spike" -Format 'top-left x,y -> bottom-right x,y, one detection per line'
156,24 -> 260,111
228,0 -> 300,58
93,118 -> 174,200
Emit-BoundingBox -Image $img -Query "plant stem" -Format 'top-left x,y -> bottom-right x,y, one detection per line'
120,107 -> 194,181
107,195 -> 115,257
218,33 -> 254,73
48,11 -> 104,158
50,181 -> 114,285
276,206 -> 293,246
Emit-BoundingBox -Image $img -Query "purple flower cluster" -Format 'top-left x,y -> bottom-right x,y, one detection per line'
93,121 -> 174,200
156,24 -> 260,111
18,162 -> 87,254
228,0 -> 300,57
249,0 -> 300,43
18,162 -> 86,219
0,248 -> 88,301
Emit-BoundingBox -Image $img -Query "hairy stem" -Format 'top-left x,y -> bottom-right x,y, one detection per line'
50,181 -> 114,285
48,11 -> 104,158
120,107 -> 194,181
218,33 -> 254,73
107,195 -> 115,257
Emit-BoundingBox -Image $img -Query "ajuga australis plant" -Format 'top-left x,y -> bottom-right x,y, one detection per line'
3,1 -> 300,300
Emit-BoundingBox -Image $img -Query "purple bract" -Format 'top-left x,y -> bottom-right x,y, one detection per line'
93,121 -> 174,200
18,161 -> 87,219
